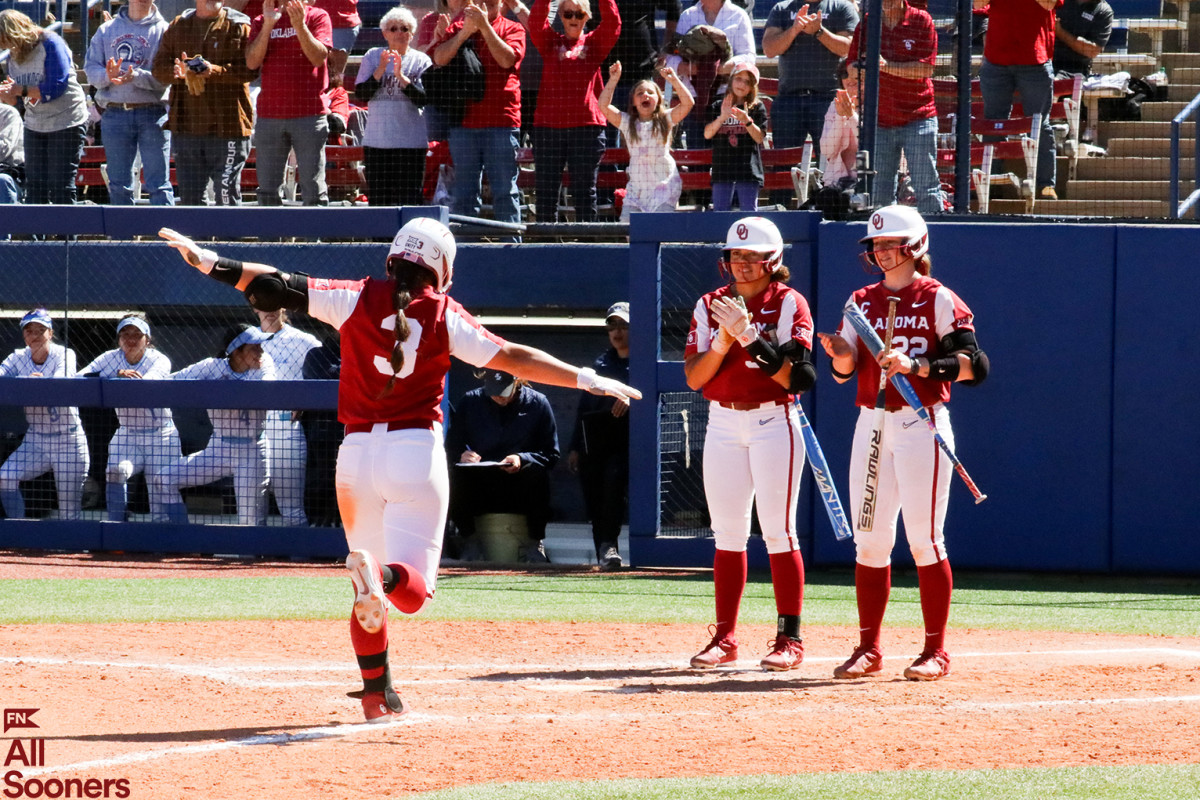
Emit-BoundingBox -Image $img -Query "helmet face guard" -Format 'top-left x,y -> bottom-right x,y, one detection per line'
721,217 -> 784,283
859,239 -> 923,273
859,206 -> 929,273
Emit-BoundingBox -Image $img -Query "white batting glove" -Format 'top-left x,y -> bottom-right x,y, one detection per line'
577,368 -> 643,402
158,227 -> 218,273
710,296 -> 758,347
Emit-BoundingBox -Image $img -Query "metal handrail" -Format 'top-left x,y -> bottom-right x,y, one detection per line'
1169,89 -> 1200,218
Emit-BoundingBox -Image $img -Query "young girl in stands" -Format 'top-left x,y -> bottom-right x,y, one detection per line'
702,59 -> 766,212
598,60 -> 694,222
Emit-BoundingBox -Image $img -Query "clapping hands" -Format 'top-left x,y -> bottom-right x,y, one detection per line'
106,57 -> 134,86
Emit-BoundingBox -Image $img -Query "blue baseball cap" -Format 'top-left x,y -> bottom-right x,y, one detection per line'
223,324 -> 273,356
20,309 -> 53,330
482,369 -> 516,398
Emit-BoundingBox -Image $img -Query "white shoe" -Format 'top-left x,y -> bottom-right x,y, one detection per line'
347,550 -> 387,634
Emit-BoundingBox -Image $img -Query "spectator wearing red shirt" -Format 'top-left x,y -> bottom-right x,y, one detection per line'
247,0 -> 333,205
847,0 -> 940,213
974,0 -> 1062,201
314,0 -> 361,61
525,0 -> 620,222
434,0 -> 526,235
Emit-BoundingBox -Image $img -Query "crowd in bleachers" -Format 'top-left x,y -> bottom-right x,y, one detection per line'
0,0 -> 1181,217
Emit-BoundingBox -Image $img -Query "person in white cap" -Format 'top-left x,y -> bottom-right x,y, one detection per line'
568,301 -> 630,570
79,315 -> 181,521
159,217 -> 641,722
818,204 -> 989,682
683,216 -> 816,673
703,58 -> 767,212
0,309 -> 89,520
149,323 -> 276,526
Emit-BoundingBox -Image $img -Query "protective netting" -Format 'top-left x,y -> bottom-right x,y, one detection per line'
0,240 -> 346,526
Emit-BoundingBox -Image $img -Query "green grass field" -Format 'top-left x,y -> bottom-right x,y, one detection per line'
4,566 -> 1197,798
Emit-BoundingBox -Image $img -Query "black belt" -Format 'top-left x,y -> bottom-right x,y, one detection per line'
105,102 -> 165,111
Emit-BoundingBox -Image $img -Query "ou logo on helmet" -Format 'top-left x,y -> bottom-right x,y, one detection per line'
871,212 -> 884,230
736,223 -> 748,240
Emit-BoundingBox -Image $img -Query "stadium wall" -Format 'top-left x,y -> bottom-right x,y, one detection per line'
0,209 -> 1195,574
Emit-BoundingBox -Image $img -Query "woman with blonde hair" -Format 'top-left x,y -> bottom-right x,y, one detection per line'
0,9 -> 89,204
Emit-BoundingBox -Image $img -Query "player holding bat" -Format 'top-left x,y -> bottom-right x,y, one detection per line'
817,205 -> 989,682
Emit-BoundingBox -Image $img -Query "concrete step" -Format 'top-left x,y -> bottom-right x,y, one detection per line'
1064,180 -> 1191,200
1101,120 -> 1195,139
1167,84 -> 1200,101
1106,137 -> 1187,156
1160,52 -> 1200,71
1075,156 -> 1194,180
1170,67 -> 1200,83
989,198 -> 1171,218
1141,101 -> 1191,121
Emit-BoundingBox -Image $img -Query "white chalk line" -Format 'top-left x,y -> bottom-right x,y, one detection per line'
3,646 -> 1197,688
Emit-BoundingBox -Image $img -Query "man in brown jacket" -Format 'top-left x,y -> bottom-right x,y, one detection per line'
152,0 -> 258,205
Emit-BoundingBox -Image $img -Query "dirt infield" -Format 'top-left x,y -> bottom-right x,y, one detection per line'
2,553 -> 1199,798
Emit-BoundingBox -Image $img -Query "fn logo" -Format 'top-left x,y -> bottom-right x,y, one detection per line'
3,709 -> 38,734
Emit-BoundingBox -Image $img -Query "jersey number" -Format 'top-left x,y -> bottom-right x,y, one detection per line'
372,317 -> 424,380
892,336 -> 928,358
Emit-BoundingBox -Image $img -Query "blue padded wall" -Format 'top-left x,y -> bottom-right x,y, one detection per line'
813,221 -> 1116,572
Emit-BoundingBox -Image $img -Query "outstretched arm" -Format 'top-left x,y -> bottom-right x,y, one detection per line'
487,342 -> 642,403
159,228 -> 308,312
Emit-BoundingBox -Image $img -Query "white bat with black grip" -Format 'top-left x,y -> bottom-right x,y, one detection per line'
842,300 -> 987,504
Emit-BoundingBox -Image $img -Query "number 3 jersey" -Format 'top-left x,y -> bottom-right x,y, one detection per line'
307,277 -> 506,428
837,275 -> 975,410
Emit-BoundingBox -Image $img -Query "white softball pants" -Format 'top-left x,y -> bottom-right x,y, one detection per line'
849,403 -> 954,568
335,424 -> 449,603
702,401 -> 805,554
265,414 -> 308,526
150,436 -> 269,525
0,428 -> 90,520
106,425 -> 183,522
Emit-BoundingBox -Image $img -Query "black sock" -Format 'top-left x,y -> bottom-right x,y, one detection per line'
777,614 -> 802,641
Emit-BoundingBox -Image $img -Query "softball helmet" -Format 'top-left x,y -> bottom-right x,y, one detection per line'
720,216 -> 784,281
387,217 -> 457,292
859,204 -> 929,270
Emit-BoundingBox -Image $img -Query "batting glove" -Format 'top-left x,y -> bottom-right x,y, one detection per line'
159,227 -> 218,273
710,296 -> 758,347
577,368 -> 643,402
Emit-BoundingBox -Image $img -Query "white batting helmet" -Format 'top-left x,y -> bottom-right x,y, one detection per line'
721,217 -> 784,282
859,204 -> 929,260
387,217 -> 457,292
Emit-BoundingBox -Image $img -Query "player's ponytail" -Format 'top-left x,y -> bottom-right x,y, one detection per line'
915,254 -> 932,276
378,262 -> 431,398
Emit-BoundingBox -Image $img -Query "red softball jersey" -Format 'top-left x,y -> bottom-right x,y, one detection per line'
685,281 -> 814,405
307,277 -> 506,428
838,276 -> 976,410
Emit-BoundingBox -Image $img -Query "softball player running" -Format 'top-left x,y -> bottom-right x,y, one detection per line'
160,217 -> 642,722
0,309 -> 89,520
818,205 -> 989,682
149,325 -> 277,526
255,308 -> 321,526
79,316 -> 181,522
684,217 -> 816,672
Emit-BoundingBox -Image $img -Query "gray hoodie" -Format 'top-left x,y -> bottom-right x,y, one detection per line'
84,3 -> 170,107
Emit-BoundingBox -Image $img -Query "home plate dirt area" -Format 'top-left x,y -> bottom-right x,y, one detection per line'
0,556 -> 1198,798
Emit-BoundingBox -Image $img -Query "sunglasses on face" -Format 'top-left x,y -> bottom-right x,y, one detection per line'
606,323 -> 629,331
560,9 -> 586,20
385,24 -> 412,32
